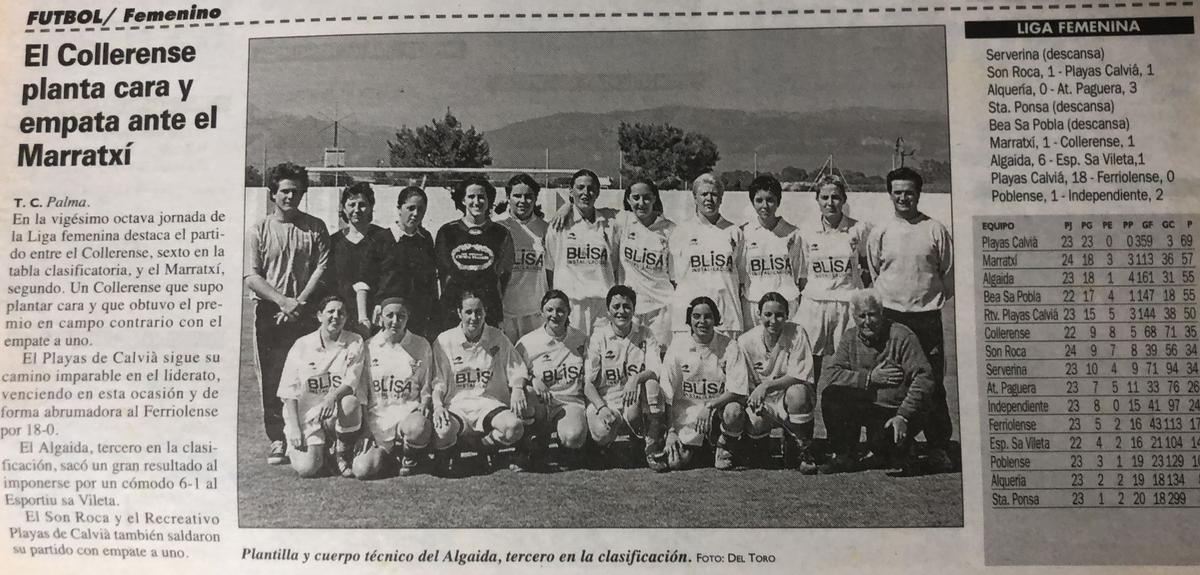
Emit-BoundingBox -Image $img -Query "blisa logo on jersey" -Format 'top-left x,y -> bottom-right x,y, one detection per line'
813,257 -> 852,274
567,244 -> 607,261
455,369 -> 492,389
683,379 -> 722,398
540,364 -> 583,386
749,255 -> 791,274
305,374 -> 340,394
373,375 -> 415,397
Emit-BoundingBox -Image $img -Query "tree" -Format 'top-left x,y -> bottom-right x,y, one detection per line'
919,158 -> 952,184
388,109 -> 492,185
779,166 -> 809,183
245,165 -> 263,187
617,122 -> 719,188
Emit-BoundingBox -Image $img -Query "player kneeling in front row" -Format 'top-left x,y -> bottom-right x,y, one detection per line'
583,285 -> 667,470
512,290 -> 590,471
818,289 -> 934,474
351,298 -> 437,479
731,292 -> 819,473
431,291 -> 535,476
278,296 -> 366,478
652,296 -> 748,471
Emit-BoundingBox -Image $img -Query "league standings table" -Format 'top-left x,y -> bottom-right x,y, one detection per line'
976,214 -> 1199,565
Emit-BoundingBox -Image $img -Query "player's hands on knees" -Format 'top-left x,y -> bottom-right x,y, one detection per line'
869,361 -> 905,386
598,405 -> 618,428
621,381 -> 640,408
286,426 -> 305,451
748,387 -> 766,410
665,432 -> 683,460
511,388 -> 529,416
532,380 -> 553,404
433,405 -> 451,429
884,415 -> 908,445
318,396 -> 338,420
695,405 -> 713,436
421,397 -> 434,419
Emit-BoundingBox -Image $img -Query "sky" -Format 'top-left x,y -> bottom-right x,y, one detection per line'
248,27 -> 948,131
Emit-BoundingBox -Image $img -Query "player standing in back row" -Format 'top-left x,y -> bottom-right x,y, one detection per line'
739,174 -> 805,330
669,173 -> 744,338
496,174 -> 549,343
544,169 -> 619,335
795,175 -> 872,383
866,167 -> 955,472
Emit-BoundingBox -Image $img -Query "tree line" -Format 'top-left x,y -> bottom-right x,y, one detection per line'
246,110 -> 949,189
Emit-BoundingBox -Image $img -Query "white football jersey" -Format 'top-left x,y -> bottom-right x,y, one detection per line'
670,216 -> 744,331
614,211 -> 676,313
432,325 -> 523,404
740,217 -> 805,303
364,331 -> 432,411
799,216 -> 871,302
544,207 -> 619,300
514,326 -> 589,404
587,319 -> 661,399
653,332 -> 744,410
278,331 -> 366,418
497,213 -> 549,317
728,322 -> 816,391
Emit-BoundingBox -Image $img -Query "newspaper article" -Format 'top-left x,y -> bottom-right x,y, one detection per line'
0,0 -> 1196,572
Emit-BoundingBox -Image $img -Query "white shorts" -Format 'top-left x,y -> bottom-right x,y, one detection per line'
448,395 -> 509,434
669,402 -> 719,447
546,394 -> 587,420
742,296 -> 800,332
289,403 -> 363,446
570,296 -> 608,336
589,397 -> 642,444
635,305 -> 673,350
365,402 -> 423,445
501,313 -> 542,344
747,388 -> 790,438
795,298 -> 853,356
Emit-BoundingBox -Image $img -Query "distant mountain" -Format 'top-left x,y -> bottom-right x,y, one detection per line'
245,103 -> 397,171
245,105 -> 948,178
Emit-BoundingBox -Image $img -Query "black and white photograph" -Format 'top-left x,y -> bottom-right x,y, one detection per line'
236,26 -> 960,528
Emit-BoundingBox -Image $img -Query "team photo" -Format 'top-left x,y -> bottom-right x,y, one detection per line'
238,26 -> 961,528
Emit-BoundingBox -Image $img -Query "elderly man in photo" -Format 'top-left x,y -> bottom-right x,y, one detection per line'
818,289 -> 934,474
244,162 -> 331,465
866,166 -> 955,472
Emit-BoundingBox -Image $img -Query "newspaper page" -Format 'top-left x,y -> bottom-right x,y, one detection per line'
0,0 -> 1197,572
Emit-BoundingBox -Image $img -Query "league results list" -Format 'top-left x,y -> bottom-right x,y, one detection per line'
978,214 -> 1200,565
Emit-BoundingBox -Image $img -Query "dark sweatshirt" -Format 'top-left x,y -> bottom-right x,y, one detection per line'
819,320 -> 934,420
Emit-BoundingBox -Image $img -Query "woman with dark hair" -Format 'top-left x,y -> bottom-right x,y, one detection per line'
352,297 -> 436,479
277,295 -> 366,478
355,186 -> 438,339
496,173 -> 549,343
434,177 -> 515,332
614,179 -> 676,348
739,174 -> 805,330
512,289 -> 590,470
328,182 -> 386,331
648,296 -> 747,471
430,290 -> 532,476
544,169 -> 619,335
